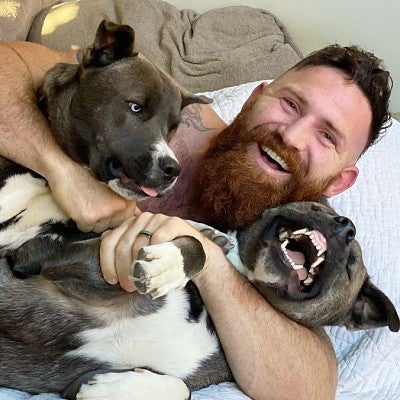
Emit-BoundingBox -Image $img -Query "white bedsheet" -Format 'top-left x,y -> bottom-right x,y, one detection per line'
1,81 -> 399,400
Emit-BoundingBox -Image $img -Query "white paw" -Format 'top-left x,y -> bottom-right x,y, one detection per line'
77,369 -> 189,400
132,242 -> 188,298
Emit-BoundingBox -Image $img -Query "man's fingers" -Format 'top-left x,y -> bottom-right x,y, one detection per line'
100,215 -> 150,291
150,217 -> 204,245
100,227 -> 124,285
99,213 -> 206,293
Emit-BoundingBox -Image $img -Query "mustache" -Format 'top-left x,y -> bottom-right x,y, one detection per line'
231,125 -> 306,177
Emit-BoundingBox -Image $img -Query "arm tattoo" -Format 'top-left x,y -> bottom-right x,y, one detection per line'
180,104 -> 213,133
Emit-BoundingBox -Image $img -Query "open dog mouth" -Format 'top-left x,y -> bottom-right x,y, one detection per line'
108,159 -> 162,198
278,226 -> 327,289
259,144 -> 290,172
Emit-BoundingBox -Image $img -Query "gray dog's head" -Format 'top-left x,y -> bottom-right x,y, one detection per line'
237,201 -> 400,332
42,20 -> 209,200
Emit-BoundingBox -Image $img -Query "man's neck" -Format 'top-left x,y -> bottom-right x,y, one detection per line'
138,103 -> 227,222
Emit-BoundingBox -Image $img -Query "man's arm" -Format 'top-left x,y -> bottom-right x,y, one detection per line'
0,41 -> 136,232
193,244 -> 338,400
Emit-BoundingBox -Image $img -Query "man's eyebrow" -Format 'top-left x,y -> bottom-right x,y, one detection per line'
324,119 -> 345,141
282,86 -> 308,107
283,86 -> 345,140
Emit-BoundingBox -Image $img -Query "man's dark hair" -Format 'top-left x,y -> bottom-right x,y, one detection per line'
293,44 -> 392,152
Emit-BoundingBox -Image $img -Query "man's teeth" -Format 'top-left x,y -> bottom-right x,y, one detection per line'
260,145 -> 289,171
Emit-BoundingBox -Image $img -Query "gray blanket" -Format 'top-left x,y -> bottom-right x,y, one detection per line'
26,0 -> 301,92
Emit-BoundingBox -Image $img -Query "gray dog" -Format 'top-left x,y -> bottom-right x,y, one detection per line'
0,19 -> 206,262
0,200 -> 398,400
0,19 -> 206,204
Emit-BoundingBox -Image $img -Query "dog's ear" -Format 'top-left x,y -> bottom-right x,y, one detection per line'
81,19 -> 137,68
344,278 -> 400,332
180,86 -> 212,109
181,94 -> 212,109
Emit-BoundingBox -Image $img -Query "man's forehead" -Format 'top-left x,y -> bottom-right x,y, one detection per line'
270,65 -> 348,88
267,65 -> 372,160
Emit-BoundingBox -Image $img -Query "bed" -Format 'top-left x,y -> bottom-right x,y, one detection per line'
0,0 -> 399,399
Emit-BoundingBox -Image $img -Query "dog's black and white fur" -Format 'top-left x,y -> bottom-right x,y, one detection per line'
0,198 -> 399,400
0,20 -> 398,400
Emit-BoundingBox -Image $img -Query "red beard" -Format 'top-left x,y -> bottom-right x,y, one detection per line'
193,110 -> 336,229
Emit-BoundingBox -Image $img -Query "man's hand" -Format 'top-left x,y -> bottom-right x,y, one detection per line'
46,161 -> 139,233
99,212 -> 218,292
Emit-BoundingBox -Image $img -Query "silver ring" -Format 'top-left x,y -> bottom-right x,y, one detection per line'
139,230 -> 152,238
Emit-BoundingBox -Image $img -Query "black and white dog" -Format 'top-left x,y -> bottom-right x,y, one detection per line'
0,198 -> 398,400
0,19 -> 206,268
0,20 -> 398,400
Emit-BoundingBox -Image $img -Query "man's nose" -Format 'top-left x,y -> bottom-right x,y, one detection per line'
276,118 -> 312,151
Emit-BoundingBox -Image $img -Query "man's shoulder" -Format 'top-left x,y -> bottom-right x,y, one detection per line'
171,103 -> 226,154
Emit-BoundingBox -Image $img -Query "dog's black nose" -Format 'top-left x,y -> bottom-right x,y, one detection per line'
334,216 -> 356,244
159,157 -> 181,182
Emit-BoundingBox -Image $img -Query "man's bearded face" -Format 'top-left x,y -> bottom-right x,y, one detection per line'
195,108 -> 337,229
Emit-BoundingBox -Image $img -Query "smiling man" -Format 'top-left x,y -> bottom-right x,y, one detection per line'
99,45 -> 392,400
138,46 -> 390,231
0,41 -> 392,400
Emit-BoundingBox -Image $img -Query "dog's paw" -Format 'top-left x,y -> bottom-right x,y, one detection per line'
77,369 -> 190,400
185,220 -> 235,254
133,242 -> 188,298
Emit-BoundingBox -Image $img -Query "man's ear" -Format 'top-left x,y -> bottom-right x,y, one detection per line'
241,82 -> 269,110
324,166 -> 359,198
344,278 -> 400,332
81,19 -> 137,68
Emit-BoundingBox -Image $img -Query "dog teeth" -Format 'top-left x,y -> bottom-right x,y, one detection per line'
279,230 -> 289,241
279,227 -> 326,285
303,275 -> 314,285
310,255 -> 325,270
292,263 -> 304,270
292,228 -> 308,236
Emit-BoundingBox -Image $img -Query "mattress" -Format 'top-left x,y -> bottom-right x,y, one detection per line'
1,81 -> 399,400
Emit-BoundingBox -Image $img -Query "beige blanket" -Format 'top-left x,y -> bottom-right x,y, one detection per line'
25,0 -> 301,92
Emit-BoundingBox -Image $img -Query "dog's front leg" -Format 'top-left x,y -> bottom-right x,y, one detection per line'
77,369 -> 190,400
133,236 -> 205,298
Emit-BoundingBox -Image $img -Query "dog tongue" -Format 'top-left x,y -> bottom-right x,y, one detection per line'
286,249 -> 308,280
140,185 -> 159,197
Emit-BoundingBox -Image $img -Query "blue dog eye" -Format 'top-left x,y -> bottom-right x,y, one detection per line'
130,103 -> 142,113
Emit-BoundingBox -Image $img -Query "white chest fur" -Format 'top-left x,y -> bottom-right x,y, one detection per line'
70,290 -> 219,378
0,173 -> 67,249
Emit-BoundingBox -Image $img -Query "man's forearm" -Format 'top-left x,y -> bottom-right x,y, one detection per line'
0,42 -> 77,176
194,248 -> 338,400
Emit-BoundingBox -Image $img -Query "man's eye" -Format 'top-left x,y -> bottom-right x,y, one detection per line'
322,131 -> 335,144
284,98 -> 297,111
129,103 -> 142,113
